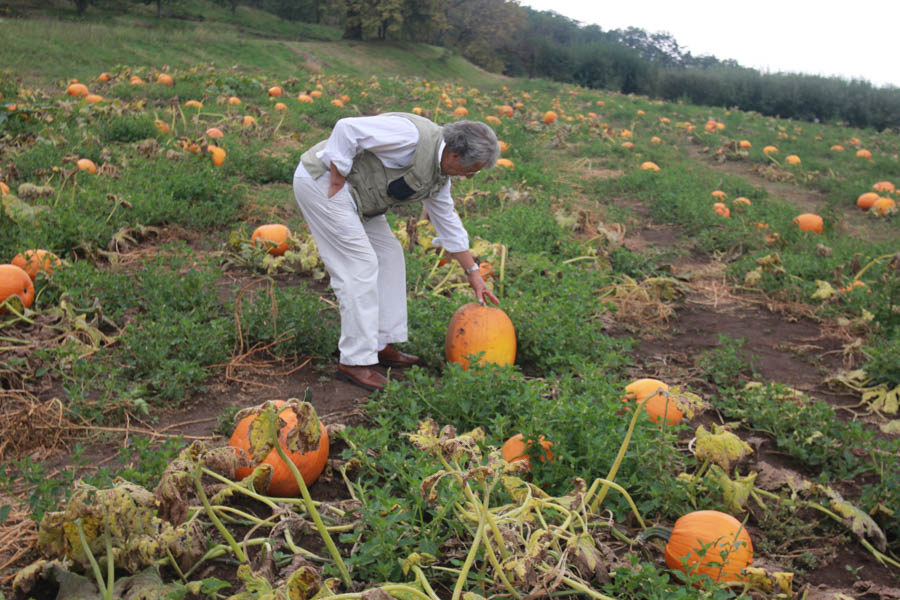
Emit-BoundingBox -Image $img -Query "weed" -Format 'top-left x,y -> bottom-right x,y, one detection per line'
697,334 -> 756,388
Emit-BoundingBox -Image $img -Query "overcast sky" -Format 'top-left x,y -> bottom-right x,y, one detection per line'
517,1 -> 900,88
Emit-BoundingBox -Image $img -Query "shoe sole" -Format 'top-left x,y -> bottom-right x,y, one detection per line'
335,370 -> 383,392
377,360 -> 419,369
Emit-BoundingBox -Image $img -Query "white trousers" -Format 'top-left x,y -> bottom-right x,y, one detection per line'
293,172 -> 408,366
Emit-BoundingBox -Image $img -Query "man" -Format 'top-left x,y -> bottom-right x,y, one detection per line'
293,112 -> 500,392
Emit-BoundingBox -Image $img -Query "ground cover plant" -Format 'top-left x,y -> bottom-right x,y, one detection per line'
1,7 -> 899,600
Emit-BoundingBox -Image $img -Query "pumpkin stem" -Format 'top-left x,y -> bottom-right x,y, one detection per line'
193,464 -> 249,565
636,525 -> 673,544
269,401 -> 352,586
74,517 -> 110,600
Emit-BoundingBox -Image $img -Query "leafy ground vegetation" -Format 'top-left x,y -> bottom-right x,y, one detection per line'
0,7 -> 899,600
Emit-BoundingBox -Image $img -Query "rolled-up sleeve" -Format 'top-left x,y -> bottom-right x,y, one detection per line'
423,179 -> 469,253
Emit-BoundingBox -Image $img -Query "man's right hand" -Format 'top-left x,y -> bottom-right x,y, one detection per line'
328,163 -> 347,197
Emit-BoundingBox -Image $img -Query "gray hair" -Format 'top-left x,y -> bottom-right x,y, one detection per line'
443,120 -> 500,169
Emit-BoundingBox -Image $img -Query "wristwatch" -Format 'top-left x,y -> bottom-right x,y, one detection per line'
464,263 -> 480,275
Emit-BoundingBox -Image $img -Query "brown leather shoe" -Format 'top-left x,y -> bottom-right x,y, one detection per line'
377,344 -> 421,368
336,363 -> 387,392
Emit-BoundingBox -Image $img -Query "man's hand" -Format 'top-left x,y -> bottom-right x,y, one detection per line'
467,270 -> 500,305
328,162 -> 347,198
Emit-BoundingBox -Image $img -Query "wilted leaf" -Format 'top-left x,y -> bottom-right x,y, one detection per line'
708,465 -> 757,512
811,280 -> 836,300
694,425 -> 753,470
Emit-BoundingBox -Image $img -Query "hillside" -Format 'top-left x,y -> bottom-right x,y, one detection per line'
1,7 -> 899,600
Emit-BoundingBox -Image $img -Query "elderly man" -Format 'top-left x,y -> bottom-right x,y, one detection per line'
293,112 -> 500,392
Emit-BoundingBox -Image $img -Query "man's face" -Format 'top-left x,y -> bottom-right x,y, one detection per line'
441,151 -> 485,179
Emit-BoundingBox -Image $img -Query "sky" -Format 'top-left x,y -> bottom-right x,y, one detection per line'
517,1 -> 900,88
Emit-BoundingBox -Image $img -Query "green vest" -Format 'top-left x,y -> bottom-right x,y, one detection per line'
300,112 -> 447,220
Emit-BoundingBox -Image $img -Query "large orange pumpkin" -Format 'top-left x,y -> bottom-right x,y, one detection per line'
11,249 -> 61,281
229,400 -> 329,497
0,264 -> 35,310
857,192 -> 879,211
445,303 -> 516,369
502,433 -> 553,469
872,196 -> 896,215
543,110 -> 558,124
623,378 -> 682,425
66,83 -> 89,97
792,213 -> 824,234
664,510 -> 753,584
251,224 -> 291,256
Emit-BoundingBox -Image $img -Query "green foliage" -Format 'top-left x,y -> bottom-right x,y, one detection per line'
696,334 -> 756,388
99,114 -> 159,143
862,334 -> 900,387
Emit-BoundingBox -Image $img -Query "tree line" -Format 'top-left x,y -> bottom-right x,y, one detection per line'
69,0 -> 900,130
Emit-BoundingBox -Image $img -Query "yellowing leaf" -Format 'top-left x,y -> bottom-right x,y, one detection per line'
811,280 -> 836,300
708,465 -> 757,512
694,424 -> 753,470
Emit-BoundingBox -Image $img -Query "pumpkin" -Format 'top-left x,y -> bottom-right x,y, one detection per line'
309,90 -> 323,98
872,196 -> 896,215
208,146 -> 226,167
650,136 -> 661,144
206,127 -> 224,139
229,400 -> 329,497
485,115 -> 502,125
733,197 -> 751,208
0,264 -> 35,310
738,140 -> 751,149
274,102 -> 287,111
268,86 -> 283,97
242,115 -> 257,127
331,99 -> 344,108
453,106 -> 468,117
185,100 -> 203,108
129,76 -> 144,85
623,378 -> 682,425
785,154 -> 801,165
830,144 -> 844,151
856,149 -> 872,159
762,145 -> 777,155
97,73 -> 110,83
636,109 -> 645,116
66,83 -> 89,97
0,182 -> 9,195
543,110 -> 558,124
76,158 -> 98,173
156,73 -> 174,86
411,106 -> 423,115
857,192 -> 879,211
154,120 -> 170,134
664,510 -> 753,583
502,433 -> 553,469
792,213 -> 824,234
710,190 -> 726,199
251,224 -> 291,256
11,249 -> 61,281
495,158 -> 514,169
497,140 -> 509,153
872,181 -> 895,193
228,96 -> 241,105
640,161 -> 660,171
621,142 -> 634,150
85,94 -> 103,104
445,303 -> 516,369
297,93 -> 314,103
713,202 -> 730,218
498,105 -> 514,117
340,94 -> 351,104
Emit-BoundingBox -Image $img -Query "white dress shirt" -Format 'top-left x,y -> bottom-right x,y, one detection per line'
294,115 -> 470,253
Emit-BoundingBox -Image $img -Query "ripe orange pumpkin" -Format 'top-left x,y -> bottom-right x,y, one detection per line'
872,196 -> 896,215
497,141 -> 509,153
543,110 -> 558,124
0,182 -> 9,195
445,303 -> 516,369
185,100 -> 203,108
733,197 -> 751,208
872,181 -> 895,193
664,510 -> 753,584
713,202 -> 730,218
297,93 -> 314,103
66,83 -> 89,97
208,146 -> 226,166
228,96 -> 241,105
268,86 -> 283,97
274,102 -> 287,111
97,73 -> 110,83
856,149 -> 872,159
154,120 -> 170,134
0,264 -> 35,310
242,115 -> 257,127
76,158 -> 98,173
495,158 -> 514,169
205,127 -> 224,139
857,192 -> 879,211
623,378 -> 682,425
502,433 -> 553,468
498,105 -> 514,117
229,400 -> 329,497
251,224 -> 291,256
640,161 -> 660,171
792,213 -> 824,234
785,154 -> 801,165
11,250 -> 61,281
762,145 -> 777,155
156,73 -> 174,86
453,106 -> 468,117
